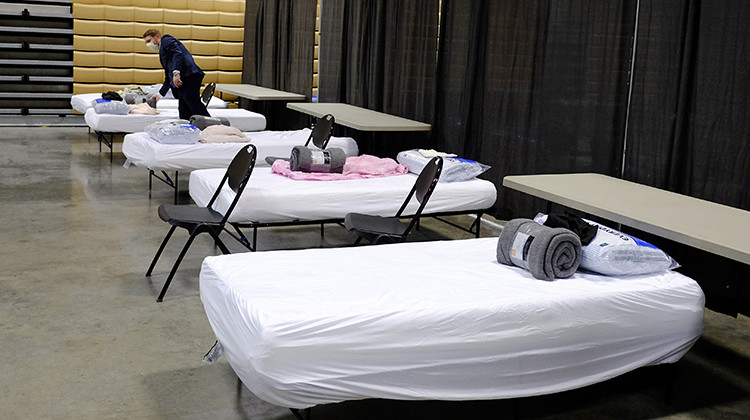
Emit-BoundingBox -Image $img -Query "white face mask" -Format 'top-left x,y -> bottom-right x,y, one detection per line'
146,41 -> 158,52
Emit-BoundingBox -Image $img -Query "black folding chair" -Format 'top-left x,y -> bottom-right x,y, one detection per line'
201,81 -> 217,107
344,156 -> 443,245
264,113 -> 336,165
146,144 -> 257,302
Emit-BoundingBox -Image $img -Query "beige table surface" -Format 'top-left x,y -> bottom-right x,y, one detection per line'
503,172 -> 750,265
287,102 -> 431,132
215,84 -> 306,101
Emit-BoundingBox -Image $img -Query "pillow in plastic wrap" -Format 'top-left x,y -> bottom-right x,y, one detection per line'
146,119 -> 201,144
91,98 -> 130,115
397,149 -> 490,182
534,213 -> 679,276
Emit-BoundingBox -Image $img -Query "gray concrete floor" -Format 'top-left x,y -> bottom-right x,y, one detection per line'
0,126 -> 748,419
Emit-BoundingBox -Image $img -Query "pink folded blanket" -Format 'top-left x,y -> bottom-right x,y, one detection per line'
272,154 -> 408,181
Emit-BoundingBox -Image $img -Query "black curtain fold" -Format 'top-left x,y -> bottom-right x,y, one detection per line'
626,0 -> 750,210
318,0 -> 439,123
435,0 -> 635,219
242,0 -> 316,97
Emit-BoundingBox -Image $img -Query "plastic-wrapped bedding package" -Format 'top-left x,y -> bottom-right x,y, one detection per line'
397,149 -> 490,182
534,213 -> 679,276
91,98 -> 130,115
146,119 -> 201,144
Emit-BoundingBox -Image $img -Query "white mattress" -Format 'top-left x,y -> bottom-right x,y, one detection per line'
71,93 -> 228,113
122,129 -> 359,171
200,237 -> 705,409
189,167 -> 498,223
84,108 -> 266,133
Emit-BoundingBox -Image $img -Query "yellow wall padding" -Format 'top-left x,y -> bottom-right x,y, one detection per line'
74,51 -> 104,67
73,4 -> 103,20
203,70 -> 219,84
132,7 -> 164,23
194,55 -> 219,71
74,19 -> 104,35
220,26 -> 244,42
219,56 -> 243,71
192,10 -> 220,26
73,83 -> 106,94
218,41 -> 243,56
103,21 -> 134,37
217,71 -> 242,84
74,35 -> 104,51
134,22 -> 162,37
133,53 -> 161,69
133,69 -> 164,83
162,24 -> 192,40
74,67 -> 104,83
159,0 -> 188,9
104,5 -> 135,21
190,25 -> 218,41
104,52 -> 134,68
166,9 -> 192,25
219,12 -> 244,27
190,40 -> 220,56
104,68 -> 134,83
104,37 -> 139,53
214,0 -> 244,13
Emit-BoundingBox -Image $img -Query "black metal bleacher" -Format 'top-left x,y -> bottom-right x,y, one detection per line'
0,1 -> 73,117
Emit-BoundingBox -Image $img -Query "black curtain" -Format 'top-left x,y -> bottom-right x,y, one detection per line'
242,0 -> 317,97
625,0 -> 750,210
318,0 -> 439,124
435,1 -> 636,219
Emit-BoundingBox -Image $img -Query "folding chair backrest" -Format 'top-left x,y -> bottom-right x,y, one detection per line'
202,82 -> 217,106
206,144 -> 257,223
395,156 -> 443,221
304,113 -> 335,149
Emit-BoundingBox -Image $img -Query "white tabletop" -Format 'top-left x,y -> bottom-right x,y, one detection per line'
215,84 -> 306,101
503,172 -> 750,265
287,102 -> 431,132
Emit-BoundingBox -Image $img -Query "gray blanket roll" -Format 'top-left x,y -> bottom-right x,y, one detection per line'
496,218 -> 581,281
190,115 -> 231,130
289,146 -> 347,173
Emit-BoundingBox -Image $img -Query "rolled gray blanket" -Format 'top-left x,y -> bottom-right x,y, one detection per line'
289,146 -> 347,173
496,218 -> 581,281
190,115 -> 231,130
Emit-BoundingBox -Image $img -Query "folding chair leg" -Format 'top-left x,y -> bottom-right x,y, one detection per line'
157,233 -> 198,302
210,231 -> 231,255
146,225 -> 177,276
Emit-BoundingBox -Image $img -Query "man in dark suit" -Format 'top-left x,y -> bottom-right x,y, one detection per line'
142,29 -> 211,120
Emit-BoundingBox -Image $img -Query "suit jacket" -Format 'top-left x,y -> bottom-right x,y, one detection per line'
158,34 -> 205,97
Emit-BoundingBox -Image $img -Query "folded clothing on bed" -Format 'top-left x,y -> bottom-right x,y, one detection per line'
199,125 -> 247,143
190,115 -> 231,130
289,146 -> 347,173
497,218 -> 581,281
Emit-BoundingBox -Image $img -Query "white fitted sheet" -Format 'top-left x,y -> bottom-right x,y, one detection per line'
189,167 -> 497,223
122,129 -> 359,171
71,93 -> 228,113
200,237 -> 705,409
84,108 -> 266,133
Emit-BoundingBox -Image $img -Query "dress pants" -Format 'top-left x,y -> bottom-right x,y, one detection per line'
172,73 -> 210,120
